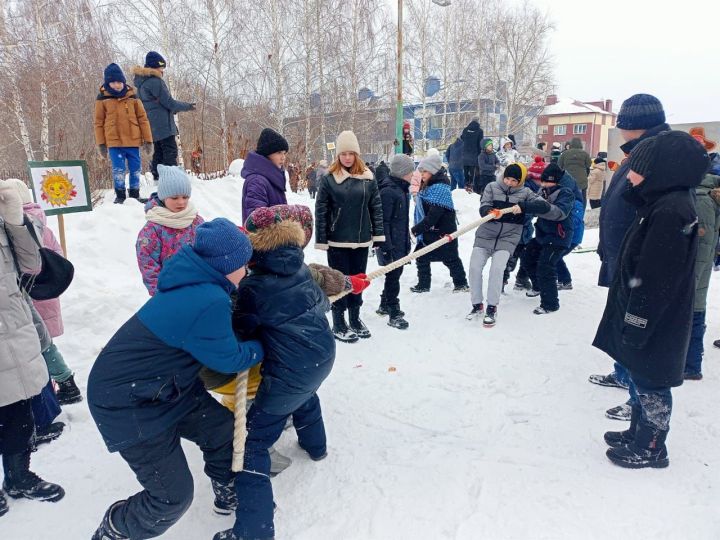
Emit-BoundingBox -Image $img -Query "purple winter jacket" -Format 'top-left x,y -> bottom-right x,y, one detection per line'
241,151 -> 288,223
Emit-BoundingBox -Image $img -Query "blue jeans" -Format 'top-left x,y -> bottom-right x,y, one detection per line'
628,377 -> 672,431
685,310 -> 706,375
234,394 -> 326,539
449,168 -> 465,190
109,147 -> 141,190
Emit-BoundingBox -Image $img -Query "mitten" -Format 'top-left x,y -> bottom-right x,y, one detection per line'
97,144 -> 108,159
0,180 -> 25,225
143,142 -> 153,156
349,273 -> 370,294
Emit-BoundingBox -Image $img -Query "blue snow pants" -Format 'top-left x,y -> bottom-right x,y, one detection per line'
109,147 -> 141,191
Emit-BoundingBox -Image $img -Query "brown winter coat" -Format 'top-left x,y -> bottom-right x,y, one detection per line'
94,85 -> 153,148
587,161 -> 606,201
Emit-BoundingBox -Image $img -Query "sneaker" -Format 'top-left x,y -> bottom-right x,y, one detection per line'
453,284 -> 470,293
56,375 -> 83,405
466,303 -> 484,320
605,403 -> 632,421
514,279 -> 531,291
211,479 -> 237,516
387,314 -> 409,330
557,281 -> 573,290
588,372 -> 629,389
483,305 -> 497,327
410,284 -> 430,293
533,305 -> 557,315
526,289 -> 541,298
32,422 -> 65,448
683,372 -> 703,381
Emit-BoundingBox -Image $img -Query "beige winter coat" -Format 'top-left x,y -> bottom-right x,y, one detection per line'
0,218 -> 47,408
587,162 -> 607,201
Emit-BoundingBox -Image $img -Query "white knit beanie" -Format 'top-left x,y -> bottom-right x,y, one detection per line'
6,178 -> 32,205
157,164 -> 192,200
336,131 -> 361,155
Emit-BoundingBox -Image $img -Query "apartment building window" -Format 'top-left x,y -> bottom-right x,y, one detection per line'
553,125 -> 566,136
573,124 -> 587,135
538,125 -> 548,135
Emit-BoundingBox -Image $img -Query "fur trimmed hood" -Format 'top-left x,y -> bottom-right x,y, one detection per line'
248,220 -> 306,253
245,204 -> 313,252
132,66 -> 164,79
331,167 -> 374,184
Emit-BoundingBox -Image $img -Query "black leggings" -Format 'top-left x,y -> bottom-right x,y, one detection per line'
327,247 -> 369,310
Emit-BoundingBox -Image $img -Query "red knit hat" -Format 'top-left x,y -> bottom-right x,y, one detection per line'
528,156 -> 547,181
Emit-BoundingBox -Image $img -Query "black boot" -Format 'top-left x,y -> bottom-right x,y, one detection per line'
348,306 -> 371,338
213,530 -> 239,540
211,478 -> 237,516
0,490 -> 7,517
604,405 -> 640,448
377,303 -> 404,317
332,308 -> 358,343
92,500 -> 129,540
606,422 -> 669,469
127,188 -> 148,203
2,451 -> 65,502
387,305 -> 409,330
56,375 -> 83,405
113,188 -> 126,204
32,422 -> 65,448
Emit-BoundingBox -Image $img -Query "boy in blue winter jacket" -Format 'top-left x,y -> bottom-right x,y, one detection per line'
214,204 -> 336,540
88,218 -> 263,540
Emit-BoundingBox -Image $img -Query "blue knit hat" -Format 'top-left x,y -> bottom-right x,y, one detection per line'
157,164 -> 192,200
104,63 -> 126,85
616,94 -> 666,130
194,218 -> 253,275
145,51 -> 166,69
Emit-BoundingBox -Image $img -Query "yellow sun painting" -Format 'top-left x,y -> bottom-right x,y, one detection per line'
40,169 -> 78,207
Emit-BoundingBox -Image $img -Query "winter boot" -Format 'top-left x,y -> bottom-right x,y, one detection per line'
714,339 -> 720,349
376,303 -> 405,317
0,490 -> 8,517
453,283 -> 470,293
606,423 -> 669,469
213,530 -> 241,540
56,375 -> 83,405
604,405 -> 641,448
605,402 -> 632,421
211,478 -> 237,515
466,303 -> 484,320
127,188 -> 148,204
483,305 -> 497,327
410,284 -> 430,293
331,308 -> 358,343
588,372 -> 629,390
92,501 -> 129,540
348,306 -> 371,339
514,277 -> 532,291
387,305 -> 409,330
557,281 -> 573,290
683,372 -> 703,381
269,446 -> 292,476
526,288 -> 541,298
32,422 -> 65,448
113,189 -> 126,204
2,451 -> 64,502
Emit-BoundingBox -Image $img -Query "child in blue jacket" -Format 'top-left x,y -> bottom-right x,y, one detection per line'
88,218 -> 263,540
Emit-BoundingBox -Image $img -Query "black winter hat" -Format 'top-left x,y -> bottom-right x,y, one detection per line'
504,164 -> 523,182
256,128 -> 289,157
145,51 -> 166,69
616,94 -> 666,130
541,163 -> 564,183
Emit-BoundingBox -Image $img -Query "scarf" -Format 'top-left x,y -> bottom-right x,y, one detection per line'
146,202 -> 199,229
414,182 -> 455,243
105,84 -> 129,98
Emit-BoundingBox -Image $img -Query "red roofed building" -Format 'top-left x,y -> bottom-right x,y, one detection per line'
537,95 -> 617,157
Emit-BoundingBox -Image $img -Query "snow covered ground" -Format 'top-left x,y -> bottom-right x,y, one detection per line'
3,176 -> 719,540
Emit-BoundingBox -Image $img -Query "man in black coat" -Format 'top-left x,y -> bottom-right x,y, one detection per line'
593,131 -> 709,469
376,154 -> 414,329
461,120 -> 484,190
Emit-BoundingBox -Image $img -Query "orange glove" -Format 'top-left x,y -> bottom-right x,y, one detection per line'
349,273 -> 370,294
488,209 -> 503,219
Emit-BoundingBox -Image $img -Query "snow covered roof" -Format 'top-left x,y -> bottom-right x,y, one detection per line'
542,97 -> 614,116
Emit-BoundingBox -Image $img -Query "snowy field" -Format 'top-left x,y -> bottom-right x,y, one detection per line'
3,174 -> 719,540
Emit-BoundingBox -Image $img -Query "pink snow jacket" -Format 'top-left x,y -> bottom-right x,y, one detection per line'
136,194 -> 204,296
23,203 -> 65,338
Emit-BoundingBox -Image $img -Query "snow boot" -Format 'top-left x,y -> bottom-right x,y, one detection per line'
269,446 -> 292,477
2,451 -> 64,502
387,305 -> 409,330
453,283 -> 470,293
213,530 -> 250,540
514,277 -> 532,291
604,405 -> 641,448
56,375 -> 83,405
483,305 -> 497,327
526,288 -> 541,298
588,372 -> 629,389
92,501 -> 129,540
466,303 -> 484,320
557,281 -> 573,290
331,308 -> 358,343
605,402 -> 632,421
348,306 -> 371,339
32,421 -> 65,448
714,339 -> 720,349
0,490 -> 7,517
606,423 -> 669,469
113,189 -> 126,204
376,303 -> 404,317
211,478 -> 237,515
410,284 -> 430,293
533,305 -> 558,315
127,188 -> 148,204
683,372 -> 703,381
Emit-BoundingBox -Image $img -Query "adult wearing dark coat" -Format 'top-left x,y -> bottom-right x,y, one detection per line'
445,138 -> 465,190
133,52 -> 195,181
241,128 -> 289,222
558,137 -> 592,204
461,120 -> 484,190
594,131 -> 709,469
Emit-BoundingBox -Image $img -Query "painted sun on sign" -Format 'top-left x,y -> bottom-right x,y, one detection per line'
40,169 -> 78,207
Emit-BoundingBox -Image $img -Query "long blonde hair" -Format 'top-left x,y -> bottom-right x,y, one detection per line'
328,152 -> 368,177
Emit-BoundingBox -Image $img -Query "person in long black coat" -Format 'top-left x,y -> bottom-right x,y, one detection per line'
593,130 -> 710,469
461,120 -> 484,190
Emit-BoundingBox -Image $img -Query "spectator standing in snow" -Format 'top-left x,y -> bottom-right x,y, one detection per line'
376,154 -> 414,330
306,162 -> 318,199
136,165 -> 204,296
402,120 -> 414,156
588,94 -> 671,421
550,142 -> 562,163
587,158 -> 607,209
475,140 -> 500,195
558,137 -> 592,206
315,130 -> 384,343
468,164 -> 550,326
497,138 -> 519,167
241,128 -> 289,223
593,130 -> 709,469
445,137 -> 465,190
133,51 -> 196,182
88,219 -> 263,540
0,180 -> 65,516
410,154 -> 469,293
95,63 -> 153,204
461,119 -> 485,190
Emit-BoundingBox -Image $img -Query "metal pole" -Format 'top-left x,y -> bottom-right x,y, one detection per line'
395,0 -> 403,155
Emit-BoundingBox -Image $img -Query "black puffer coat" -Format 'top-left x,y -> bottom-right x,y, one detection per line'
461,121 -> 484,167
377,175 -> 411,264
593,130 -> 709,389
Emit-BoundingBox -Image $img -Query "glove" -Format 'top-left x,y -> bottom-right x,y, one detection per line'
143,142 -> 153,156
488,209 -> 503,220
97,144 -> 108,159
189,103 -> 197,111
510,204 -> 522,214
349,273 -> 370,294
0,180 -> 25,225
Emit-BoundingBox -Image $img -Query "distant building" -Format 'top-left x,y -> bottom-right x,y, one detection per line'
536,95 -> 616,157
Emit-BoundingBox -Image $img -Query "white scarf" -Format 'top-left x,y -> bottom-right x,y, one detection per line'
146,202 -> 199,229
